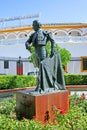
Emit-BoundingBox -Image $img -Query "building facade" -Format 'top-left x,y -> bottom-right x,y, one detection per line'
0,57 -> 37,75
0,23 -> 87,75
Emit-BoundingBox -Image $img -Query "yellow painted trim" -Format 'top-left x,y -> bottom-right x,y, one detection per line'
0,26 -> 32,33
81,56 -> 87,72
42,25 -> 87,29
0,24 -> 87,33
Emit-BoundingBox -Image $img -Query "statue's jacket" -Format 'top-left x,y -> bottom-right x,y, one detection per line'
26,29 -> 56,61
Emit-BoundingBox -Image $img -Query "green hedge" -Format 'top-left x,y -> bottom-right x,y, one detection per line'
0,74 -> 87,90
65,74 -> 87,85
0,75 -> 36,90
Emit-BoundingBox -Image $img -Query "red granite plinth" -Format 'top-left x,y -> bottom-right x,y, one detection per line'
16,90 -> 69,123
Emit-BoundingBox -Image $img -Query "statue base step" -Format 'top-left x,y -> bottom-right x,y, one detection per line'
16,90 -> 69,123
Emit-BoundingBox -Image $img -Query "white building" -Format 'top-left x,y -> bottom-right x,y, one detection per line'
0,22 -> 87,75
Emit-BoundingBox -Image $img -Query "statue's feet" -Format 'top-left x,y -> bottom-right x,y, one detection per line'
35,87 -> 42,94
35,86 -> 39,91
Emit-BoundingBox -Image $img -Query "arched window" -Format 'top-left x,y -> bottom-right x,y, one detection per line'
69,31 -> 81,36
18,33 -> 27,38
54,31 -> 67,36
0,35 -> 5,40
7,34 -> 16,39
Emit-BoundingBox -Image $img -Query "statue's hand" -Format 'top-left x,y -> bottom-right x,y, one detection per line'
25,42 -> 30,50
50,51 -> 56,58
50,53 -> 54,58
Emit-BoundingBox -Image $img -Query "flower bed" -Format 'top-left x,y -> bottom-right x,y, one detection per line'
0,93 -> 87,129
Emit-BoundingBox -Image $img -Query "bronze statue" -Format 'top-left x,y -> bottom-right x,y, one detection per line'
25,20 -> 66,94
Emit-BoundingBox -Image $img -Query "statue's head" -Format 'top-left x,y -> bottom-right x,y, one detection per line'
32,20 -> 41,31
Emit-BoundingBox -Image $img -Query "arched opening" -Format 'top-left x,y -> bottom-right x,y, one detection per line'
68,31 -> 81,36
54,31 -> 67,36
0,35 -> 5,40
7,33 -> 17,39
18,32 -> 28,39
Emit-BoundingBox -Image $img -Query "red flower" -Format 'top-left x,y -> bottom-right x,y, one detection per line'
57,108 -> 66,115
80,93 -> 86,100
60,109 -> 66,115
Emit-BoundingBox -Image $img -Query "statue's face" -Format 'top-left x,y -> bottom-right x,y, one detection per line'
32,21 -> 39,31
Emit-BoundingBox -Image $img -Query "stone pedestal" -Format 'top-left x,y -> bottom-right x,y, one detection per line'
16,90 -> 69,123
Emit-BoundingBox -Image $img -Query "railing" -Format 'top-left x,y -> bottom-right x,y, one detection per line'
0,38 -> 27,45
55,36 -> 87,43
0,36 -> 87,46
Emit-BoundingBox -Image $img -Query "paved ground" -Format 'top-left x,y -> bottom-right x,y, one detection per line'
71,91 -> 87,99
0,90 -> 87,101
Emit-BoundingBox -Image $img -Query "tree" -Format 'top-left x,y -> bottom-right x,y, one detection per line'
28,42 -> 71,68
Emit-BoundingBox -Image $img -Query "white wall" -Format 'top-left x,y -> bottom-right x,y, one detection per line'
59,42 -> 87,57
0,60 -> 16,75
0,58 -> 38,75
67,60 -> 81,74
23,62 -> 37,75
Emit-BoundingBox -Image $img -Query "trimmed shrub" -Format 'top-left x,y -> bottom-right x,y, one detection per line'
0,75 -> 36,89
0,74 -> 87,90
64,74 -> 83,85
65,74 -> 87,85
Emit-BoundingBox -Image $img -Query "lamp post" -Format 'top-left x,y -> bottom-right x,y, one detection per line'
18,56 -> 22,75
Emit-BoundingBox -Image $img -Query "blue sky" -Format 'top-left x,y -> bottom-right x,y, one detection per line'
0,0 -> 87,25
0,0 -> 87,58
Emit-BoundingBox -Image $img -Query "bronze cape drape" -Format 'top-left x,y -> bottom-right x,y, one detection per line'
39,53 -> 66,91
